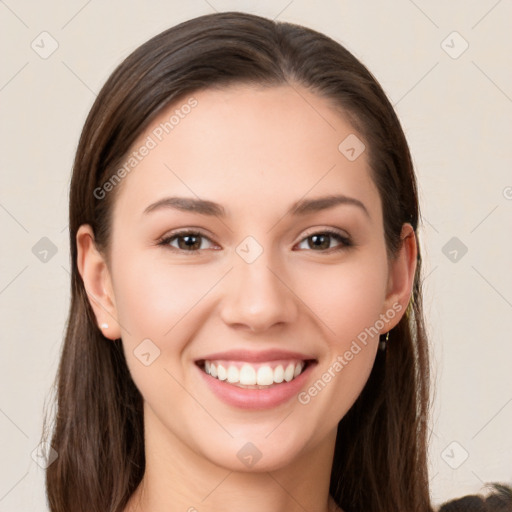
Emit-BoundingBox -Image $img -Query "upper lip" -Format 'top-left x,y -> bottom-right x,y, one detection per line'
196,349 -> 317,363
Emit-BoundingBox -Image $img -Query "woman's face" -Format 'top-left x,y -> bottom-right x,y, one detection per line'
80,84 -> 414,472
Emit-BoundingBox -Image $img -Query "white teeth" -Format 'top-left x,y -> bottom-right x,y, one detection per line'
273,365 -> 284,383
256,366 -> 274,386
239,364 -> 257,385
284,363 -> 295,382
204,360 -> 306,386
217,364 -> 227,381
227,365 -> 239,383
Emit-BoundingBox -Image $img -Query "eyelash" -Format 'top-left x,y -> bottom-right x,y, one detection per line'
156,228 -> 353,255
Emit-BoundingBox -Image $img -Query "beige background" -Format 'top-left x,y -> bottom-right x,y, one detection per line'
1,0 -> 511,509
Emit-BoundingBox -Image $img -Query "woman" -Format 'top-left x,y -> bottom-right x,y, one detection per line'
44,11 -> 432,512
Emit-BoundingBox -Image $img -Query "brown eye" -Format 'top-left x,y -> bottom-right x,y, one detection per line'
296,230 -> 352,252
176,233 -> 202,250
308,233 -> 332,250
158,231 -> 216,252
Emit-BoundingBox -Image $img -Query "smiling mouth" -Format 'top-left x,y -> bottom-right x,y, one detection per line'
196,359 -> 315,389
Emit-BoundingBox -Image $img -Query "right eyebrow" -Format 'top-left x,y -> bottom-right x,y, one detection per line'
143,196 -> 226,217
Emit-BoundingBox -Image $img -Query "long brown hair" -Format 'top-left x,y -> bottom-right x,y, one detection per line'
44,11 -> 432,512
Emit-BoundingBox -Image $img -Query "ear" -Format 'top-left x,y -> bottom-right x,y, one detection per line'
76,224 -> 122,340
381,223 -> 417,332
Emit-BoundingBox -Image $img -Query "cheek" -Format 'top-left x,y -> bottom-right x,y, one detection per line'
110,252 -> 215,404
294,249 -> 389,344
291,250 -> 389,411
112,251 -> 215,339
110,250 -> 228,397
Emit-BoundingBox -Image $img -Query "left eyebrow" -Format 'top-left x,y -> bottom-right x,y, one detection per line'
289,194 -> 370,218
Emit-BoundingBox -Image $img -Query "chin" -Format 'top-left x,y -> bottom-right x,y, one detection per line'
193,424 -> 318,473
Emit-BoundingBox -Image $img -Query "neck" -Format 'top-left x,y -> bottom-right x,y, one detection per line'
125,404 -> 341,512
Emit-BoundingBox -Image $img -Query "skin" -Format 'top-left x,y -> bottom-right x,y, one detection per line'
77,84 -> 417,512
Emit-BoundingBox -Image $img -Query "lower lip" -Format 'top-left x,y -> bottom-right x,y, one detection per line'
196,362 -> 316,410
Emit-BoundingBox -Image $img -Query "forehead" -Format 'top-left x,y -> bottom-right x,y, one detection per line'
111,83 -> 380,224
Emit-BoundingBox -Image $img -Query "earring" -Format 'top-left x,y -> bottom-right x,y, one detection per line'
100,323 -> 109,330
379,331 -> 390,352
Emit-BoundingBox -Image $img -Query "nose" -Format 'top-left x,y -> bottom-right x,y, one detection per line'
219,253 -> 299,333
